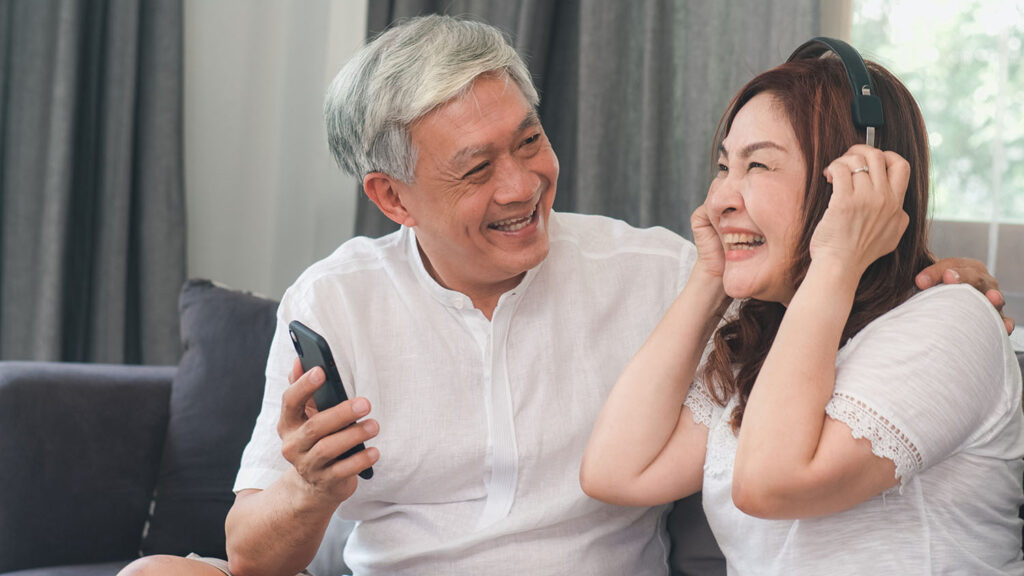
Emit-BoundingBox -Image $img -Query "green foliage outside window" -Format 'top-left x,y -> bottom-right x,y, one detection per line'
852,0 -> 1024,222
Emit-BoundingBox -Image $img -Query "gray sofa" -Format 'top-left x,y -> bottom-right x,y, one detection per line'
0,279 -> 1020,575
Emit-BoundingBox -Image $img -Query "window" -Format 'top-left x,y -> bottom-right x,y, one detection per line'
852,0 -> 1023,336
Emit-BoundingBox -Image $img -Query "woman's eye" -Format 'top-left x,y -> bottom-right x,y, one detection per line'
716,163 -> 729,176
748,161 -> 768,171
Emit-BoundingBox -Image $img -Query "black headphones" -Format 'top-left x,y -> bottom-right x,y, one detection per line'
787,37 -> 884,147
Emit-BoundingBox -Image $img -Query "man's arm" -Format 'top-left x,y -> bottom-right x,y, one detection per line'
225,360 -> 379,576
917,257 -> 1014,333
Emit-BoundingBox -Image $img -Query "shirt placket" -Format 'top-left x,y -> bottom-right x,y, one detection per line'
456,292 -> 520,529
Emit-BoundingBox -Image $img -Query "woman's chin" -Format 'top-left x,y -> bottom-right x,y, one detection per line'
722,277 -> 755,301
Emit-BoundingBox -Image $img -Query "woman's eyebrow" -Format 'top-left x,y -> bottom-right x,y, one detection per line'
718,140 -> 787,159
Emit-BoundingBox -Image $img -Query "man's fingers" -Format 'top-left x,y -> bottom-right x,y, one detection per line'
281,395 -> 372,468
301,397 -> 371,439
288,405 -> 378,477
985,288 -> 1015,336
326,445 -> 381,481
279,366 -> 326,435
942,261 -> 1001,301
948,262 -> 998,295
288,357 -> 304,385
304,397 -> 319,420
986,288 -> 1006,312
918,257 -> 986,290
942,267 -> 962,285
921,258 -> 1012,335
289,397 -> 372,456
312,419 -> 380,465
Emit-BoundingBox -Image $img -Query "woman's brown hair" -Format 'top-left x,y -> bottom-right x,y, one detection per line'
700,55 -> 935,431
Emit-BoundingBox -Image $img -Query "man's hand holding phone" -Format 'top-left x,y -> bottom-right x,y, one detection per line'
277,355 -> 379,504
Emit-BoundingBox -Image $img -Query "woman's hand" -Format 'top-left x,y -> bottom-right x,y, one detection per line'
810,145 -> 911,273
691,196 -> 726,279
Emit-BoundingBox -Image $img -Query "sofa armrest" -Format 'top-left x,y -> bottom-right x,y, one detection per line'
0,361 -> 175,573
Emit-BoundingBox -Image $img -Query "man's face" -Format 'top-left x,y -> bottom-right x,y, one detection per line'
395,74 -> 559,297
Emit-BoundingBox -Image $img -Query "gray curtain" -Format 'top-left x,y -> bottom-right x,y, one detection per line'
0,0 -> 185,365
356,0 -> 820,241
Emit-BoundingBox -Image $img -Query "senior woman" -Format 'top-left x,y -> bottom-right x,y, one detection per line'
582,43 -> 1024,574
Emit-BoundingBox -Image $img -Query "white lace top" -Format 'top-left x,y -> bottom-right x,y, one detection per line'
685,285 -> 1024,575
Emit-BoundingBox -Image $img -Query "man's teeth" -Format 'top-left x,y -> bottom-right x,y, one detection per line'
490,209 -> 535,232
722,233 -> 765,250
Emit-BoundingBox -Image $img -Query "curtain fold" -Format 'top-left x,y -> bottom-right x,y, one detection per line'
356,0 -> 820,241
0,0 -> 185,365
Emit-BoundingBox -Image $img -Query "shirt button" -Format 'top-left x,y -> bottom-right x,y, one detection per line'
453,298 -> 464,309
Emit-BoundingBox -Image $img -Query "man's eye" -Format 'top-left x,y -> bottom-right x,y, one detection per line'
463,162 -> 489,179
521,133 -> 541,147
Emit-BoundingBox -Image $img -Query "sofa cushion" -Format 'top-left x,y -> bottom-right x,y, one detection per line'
0,362 -> 172,573
2,560 -> 132,576
668,492 -> 725,576
140,279 -> 278,557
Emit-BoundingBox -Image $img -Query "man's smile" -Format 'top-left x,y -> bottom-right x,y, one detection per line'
488,206 -> 538,232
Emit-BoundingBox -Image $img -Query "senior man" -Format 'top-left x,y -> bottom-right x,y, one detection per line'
121,14 -> 1007,576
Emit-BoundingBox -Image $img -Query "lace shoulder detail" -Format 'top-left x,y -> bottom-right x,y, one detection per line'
826,392 -> 923,488
684,383 -> 715,428
702,397 -> 738,478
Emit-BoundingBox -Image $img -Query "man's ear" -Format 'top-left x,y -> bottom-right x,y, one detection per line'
363,172 -> 416,227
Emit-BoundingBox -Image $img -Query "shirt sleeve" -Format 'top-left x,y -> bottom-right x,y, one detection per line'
233,287 -> 314,492
676,240 -> 698,294
824,285 -> 1012,486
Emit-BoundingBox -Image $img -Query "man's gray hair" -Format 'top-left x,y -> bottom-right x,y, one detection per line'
324,15 -> 539,183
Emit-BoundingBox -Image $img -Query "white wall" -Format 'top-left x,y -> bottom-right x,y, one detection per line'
184,0 -> 368,299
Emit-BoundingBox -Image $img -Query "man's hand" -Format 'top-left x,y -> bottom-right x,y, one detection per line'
277,358 -> 380,505
916,258 -> 1014,334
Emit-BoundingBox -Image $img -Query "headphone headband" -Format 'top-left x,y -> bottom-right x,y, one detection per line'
787,37 -> 884,146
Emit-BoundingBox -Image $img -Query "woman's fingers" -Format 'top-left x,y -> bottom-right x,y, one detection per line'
815,146 -> 910,270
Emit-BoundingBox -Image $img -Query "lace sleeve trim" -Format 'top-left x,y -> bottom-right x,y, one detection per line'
825,392 -> 923,490
684,383 -> 715,428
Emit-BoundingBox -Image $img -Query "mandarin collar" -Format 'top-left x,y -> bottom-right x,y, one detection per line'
403,225 -> 544,311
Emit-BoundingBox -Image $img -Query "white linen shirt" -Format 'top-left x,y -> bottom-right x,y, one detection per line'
685,285 -> 1024,575
235,211 -> 696,575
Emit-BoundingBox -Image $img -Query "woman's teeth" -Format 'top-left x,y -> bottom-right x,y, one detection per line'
722,233 -> 765,250
490,208 -> 535,232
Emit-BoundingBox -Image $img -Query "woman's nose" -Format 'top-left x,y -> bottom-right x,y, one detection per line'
707,176 -> 743,216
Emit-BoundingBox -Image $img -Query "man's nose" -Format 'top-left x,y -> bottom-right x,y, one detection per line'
493,159 -> 541,205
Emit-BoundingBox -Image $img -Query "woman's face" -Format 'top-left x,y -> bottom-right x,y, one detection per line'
707,92 -> 807,305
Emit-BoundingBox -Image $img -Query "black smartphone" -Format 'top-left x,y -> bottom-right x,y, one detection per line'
288,320 -> 373,480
